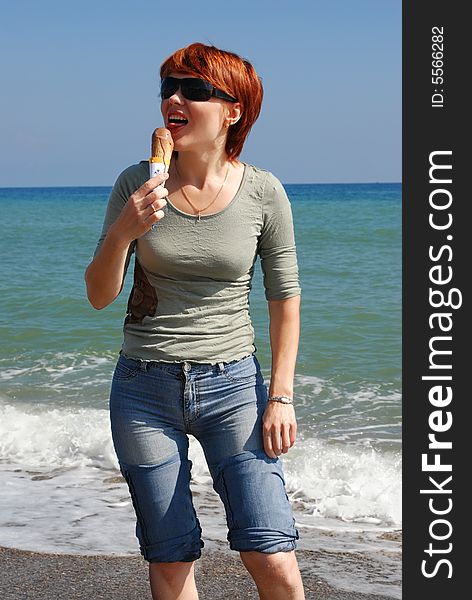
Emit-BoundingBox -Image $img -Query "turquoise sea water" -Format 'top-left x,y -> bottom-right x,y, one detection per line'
0,181 -> 402,584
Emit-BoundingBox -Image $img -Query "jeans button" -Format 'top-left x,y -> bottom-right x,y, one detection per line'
183,362 -> 191,373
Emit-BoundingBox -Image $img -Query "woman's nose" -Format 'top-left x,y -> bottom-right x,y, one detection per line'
168,90 -> 184,104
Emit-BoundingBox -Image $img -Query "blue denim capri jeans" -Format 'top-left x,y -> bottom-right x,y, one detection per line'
109,353 -> 299,563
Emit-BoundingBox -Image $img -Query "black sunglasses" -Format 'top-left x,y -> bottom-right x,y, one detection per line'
160,77 -> 237,103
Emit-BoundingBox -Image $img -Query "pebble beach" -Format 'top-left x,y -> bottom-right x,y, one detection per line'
0,546 -> 400,600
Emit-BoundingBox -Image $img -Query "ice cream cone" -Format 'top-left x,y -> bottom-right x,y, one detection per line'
149,128 -> 174,177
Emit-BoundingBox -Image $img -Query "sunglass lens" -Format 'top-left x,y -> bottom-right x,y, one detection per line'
160,78 -> 178,99
183,80 -> 213,101
160,77 -> 215,101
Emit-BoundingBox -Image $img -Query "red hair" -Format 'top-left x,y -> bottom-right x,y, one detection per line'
160,43 -> 263,161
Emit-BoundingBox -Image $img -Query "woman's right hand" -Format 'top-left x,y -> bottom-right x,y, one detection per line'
109,173 -> 169,247
85,172 -> 169,310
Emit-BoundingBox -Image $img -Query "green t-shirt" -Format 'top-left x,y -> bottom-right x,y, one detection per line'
96,161 -> 301,363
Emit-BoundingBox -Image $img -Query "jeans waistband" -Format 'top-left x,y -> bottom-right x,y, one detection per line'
120,352 -> 254,375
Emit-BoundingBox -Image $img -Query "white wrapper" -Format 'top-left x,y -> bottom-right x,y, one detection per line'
149,161 -> 169,230
149,161 -> 167,178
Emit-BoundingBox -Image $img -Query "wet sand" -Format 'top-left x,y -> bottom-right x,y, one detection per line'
0,546 -> 399,599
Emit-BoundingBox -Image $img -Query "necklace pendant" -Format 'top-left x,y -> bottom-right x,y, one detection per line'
175,160 -> 231,221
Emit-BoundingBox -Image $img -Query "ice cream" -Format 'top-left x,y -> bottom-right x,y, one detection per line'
149,127 -> 174,178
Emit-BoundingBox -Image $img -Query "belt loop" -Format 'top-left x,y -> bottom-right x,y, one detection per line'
218,362 -> 225,372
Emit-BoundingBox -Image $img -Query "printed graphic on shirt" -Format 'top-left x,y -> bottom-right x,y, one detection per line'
125,260 -> 157,325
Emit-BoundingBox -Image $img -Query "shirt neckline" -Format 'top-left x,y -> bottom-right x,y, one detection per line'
165,163 -> 248,220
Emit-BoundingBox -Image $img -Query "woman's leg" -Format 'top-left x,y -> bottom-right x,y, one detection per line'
240,551 -> 305,600
110,357 -> 203,598
191,356 -> 304,598
149,561 -> 198,600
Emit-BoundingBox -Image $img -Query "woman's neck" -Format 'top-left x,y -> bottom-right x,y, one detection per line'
171,150 -> 233,189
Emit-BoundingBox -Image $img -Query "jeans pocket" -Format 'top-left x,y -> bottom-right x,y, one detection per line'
113,355 -> 141,381
222,355 -> 258,383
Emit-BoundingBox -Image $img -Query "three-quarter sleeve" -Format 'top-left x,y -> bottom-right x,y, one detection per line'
258,173 -> 301,300
93,163 -> 146,257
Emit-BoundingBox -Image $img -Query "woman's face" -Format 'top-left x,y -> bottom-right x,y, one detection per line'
160,72 -> 239,154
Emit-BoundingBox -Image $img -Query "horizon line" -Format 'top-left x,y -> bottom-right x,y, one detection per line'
0,181 -> 402,190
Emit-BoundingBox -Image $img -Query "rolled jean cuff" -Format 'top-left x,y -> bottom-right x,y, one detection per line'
142,524 -> 204,563
228,526 -> 299,553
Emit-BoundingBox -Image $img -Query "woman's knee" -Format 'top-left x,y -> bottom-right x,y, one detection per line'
240,550 -> 299,584
149,561 -> 196,585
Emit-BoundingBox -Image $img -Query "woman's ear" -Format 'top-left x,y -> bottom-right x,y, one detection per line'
225,102 -> 242,127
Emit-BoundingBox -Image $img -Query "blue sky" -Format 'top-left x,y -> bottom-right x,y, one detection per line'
0,0 -> 400,186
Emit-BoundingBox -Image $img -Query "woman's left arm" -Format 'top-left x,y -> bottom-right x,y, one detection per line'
263,294 -> 301,458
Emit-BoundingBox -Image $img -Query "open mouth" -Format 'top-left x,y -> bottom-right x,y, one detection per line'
167,113 -> 188,131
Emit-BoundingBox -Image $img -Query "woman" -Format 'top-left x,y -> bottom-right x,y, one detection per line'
85,43 -> 304,600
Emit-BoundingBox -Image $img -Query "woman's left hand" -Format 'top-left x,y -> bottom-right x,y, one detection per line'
262,402 -> 297,458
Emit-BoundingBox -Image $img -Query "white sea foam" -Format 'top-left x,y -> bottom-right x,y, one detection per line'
282,437 -> 401,526
0,396 -> 401,532
0,397 -> 117,470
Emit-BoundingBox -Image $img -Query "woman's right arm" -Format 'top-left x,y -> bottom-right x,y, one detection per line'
85,173 -> 169,309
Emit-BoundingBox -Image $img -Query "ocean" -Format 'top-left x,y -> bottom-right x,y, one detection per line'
0,181 -> 401,596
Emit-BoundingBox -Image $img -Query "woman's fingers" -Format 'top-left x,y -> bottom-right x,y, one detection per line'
289,420 -> 297,447
281,422 -> 292,454
145,185 -> 170,204
113,190 -> 168,242
131,173 -> 169,204
262,403 -> 297,458
147,207 -> 167,225
141,184 -> 169,227
263,431 -> 276,459
145,197 -> 168,219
